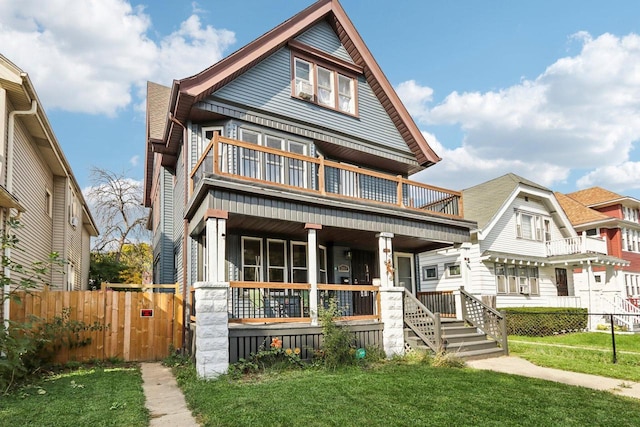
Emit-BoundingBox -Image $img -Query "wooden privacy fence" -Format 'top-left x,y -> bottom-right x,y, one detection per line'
9,285 -> 183,364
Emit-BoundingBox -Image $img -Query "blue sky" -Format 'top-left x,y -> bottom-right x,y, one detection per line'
3,0 -> 640,198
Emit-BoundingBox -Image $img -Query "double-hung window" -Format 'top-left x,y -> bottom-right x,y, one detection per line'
516,210 -> 547,241
291,45 -> 358,115
291,242 -> 308,283
267,239 -> 286,282
496,263 -> 538,295
242,237 -> 262,282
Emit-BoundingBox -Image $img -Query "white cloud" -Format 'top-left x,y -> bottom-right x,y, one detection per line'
129,155 -> 140,167
394,80 -> 433,123
0,0 -> 235,116
399,32 -> 640,194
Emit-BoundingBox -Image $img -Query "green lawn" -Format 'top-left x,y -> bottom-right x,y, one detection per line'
509,332 -> 640,382
174,361 -> 640,427
0,365 -> 149,427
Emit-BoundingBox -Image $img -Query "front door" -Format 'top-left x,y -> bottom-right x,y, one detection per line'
394,253 -> 415,293
556,268 -> 568,296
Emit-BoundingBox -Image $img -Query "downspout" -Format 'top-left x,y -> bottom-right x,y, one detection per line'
169,113 -> 189,350
4,97 -> 37,328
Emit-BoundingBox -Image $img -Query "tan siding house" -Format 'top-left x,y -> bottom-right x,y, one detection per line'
0,54 -> 98,320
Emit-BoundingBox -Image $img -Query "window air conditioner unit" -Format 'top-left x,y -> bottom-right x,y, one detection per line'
519,284 -> 530,295
296,81 -> 313,100
70,217 -> 79,228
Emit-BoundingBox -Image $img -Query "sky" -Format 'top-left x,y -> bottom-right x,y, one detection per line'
3,0 -> 640,199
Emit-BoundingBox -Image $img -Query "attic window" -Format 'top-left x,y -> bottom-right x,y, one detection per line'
289,40 -> 360,116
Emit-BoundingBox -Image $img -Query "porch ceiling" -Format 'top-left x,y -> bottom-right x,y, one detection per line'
227,214 -> 451,253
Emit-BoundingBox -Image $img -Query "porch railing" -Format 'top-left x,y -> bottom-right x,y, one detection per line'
227,282 -> 380,323
403,289 -> 442,352
459,288 -> 508,354
190,134 -> 463,218
417,291 -> 456,318
600,294 -> 640,331
545,232 -> 607,256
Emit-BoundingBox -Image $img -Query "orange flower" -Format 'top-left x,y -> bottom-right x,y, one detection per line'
271,337 -> 282,349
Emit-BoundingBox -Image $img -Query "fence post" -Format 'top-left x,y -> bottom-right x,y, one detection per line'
434,312 -> 442,352
459,287 -> 467,323
610,314 -> 617,364
500,310 -> 509,355
194,281 -> 229,379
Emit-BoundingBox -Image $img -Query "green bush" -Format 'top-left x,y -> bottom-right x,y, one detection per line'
318,298 -> 356,369
504,307 -> 588,336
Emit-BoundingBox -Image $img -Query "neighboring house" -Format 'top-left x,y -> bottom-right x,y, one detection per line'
144,0 -> 476,360
557,188 -> 640,325
419,174 -> 628,311
0,54 -> 99,306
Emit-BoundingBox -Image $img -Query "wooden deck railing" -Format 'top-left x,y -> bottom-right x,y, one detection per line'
190,134 -> 463,218
459,288 -> 508,354
417,291 -> 456,318
210,281 -> 382,323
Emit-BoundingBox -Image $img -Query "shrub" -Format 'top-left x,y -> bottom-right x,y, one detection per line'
504,307 -> 588,336
228,337 -> 304,378
318,298 -> 356,369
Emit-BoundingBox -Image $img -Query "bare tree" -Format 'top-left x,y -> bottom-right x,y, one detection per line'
87,167 -> 149,262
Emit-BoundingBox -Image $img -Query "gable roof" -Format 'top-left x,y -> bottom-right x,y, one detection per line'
555,192 -> 611,226
565,187 -> 626,207
152,0 -> 439,172
144,82 -> 171,204
462,173 -> 551,229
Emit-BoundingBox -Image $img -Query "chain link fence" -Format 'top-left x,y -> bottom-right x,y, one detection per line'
504,309 -> 640,364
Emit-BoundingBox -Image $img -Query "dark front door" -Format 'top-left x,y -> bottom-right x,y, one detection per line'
556,268 -> 568,296
351,250 -> 376,315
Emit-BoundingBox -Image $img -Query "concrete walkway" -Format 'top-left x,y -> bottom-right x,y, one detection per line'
140,363 -> 200,427
467,356 -> 640,400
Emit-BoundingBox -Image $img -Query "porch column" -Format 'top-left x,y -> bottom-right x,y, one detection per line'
376,232 -> 394,287
586,261 -> 594,331
195,209 -> 229,379
379,287 -> 405,357
194,281 -> 229,379
306,224 -> 321,326
459,242 -> 472,291
205,209 -> 227,282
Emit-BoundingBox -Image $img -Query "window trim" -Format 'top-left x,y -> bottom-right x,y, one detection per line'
445,263 -> 461,278
515,210 -> 549,242
241,237 -> 263,282
421,265 -> 438,281
267,239 -> 287,283
290,241 -> 308,283
289,41 -> 360,117
495,262 -> 539,295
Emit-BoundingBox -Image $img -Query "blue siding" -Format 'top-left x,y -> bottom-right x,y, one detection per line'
294,21 -> 354,63
212,46 -> 410,156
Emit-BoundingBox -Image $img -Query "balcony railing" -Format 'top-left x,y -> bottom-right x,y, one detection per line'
227,281 -> 380,323
545,232 -> 607,256
190,134 -> 463,218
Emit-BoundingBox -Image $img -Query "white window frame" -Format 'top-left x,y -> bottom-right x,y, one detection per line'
241,237 -> 263,282
267,239 -> 287,283
67,261 -> 76,291
497,263 -> 539,295
316,66 -> 335,108
515,210 -> 545,241
318,245 -> 328,284
421,265 -> 438,281
445,263 -> 461,278
290,241 -> 308,283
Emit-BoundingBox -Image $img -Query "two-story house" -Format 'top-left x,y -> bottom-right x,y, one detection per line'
144,0 -> 476,364
419,174 -> 628,313
0,55 -> 99,321
558,187 -> 640,326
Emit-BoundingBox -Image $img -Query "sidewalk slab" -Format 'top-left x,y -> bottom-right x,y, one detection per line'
467,356 -> 640,400
141,363 -> 200,427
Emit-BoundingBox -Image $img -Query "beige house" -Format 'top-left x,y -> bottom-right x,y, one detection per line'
0,54 -> 98,314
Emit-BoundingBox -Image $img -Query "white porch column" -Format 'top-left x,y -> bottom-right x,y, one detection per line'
379,287 -> 405,357
586,261 -> 594,331
194,281 -> 229,379
306,223 -> 321,326
377,232 -> 394,288
205,210 -> 227,282
459,242 -> 472,292
195,209 -> 229,379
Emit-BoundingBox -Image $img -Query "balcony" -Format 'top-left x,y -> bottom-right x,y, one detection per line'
190,134 -> 463,218
545,232 -> 607,257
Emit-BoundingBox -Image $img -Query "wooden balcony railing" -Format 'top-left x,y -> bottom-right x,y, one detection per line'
227,281 -> 380,323
190,134 -> 463,218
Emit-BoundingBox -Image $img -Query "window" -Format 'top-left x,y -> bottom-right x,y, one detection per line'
623,206 -> 640,223
200,126 -> 223,162
422,265 -> 438,281
515,210 -> 546,241
496,263 -> 538,295
67,262 -> 75,291
445,263 -> 461,278
242,237 -> 262,281
239,128 -> 261,179
292,55 -> 357,115
267,239 -> 287,282
318,245 -> 327,284
623,227 -> 640,252
291,242 -> 308,283
69,188 -> 78,226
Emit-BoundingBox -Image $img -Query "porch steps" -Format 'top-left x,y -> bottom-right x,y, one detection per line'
404,320 -> 505,361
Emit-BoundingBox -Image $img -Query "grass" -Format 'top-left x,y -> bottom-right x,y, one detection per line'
0,365 -> 149,427
509,332 -> 640,382
174,360 -> 640,427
